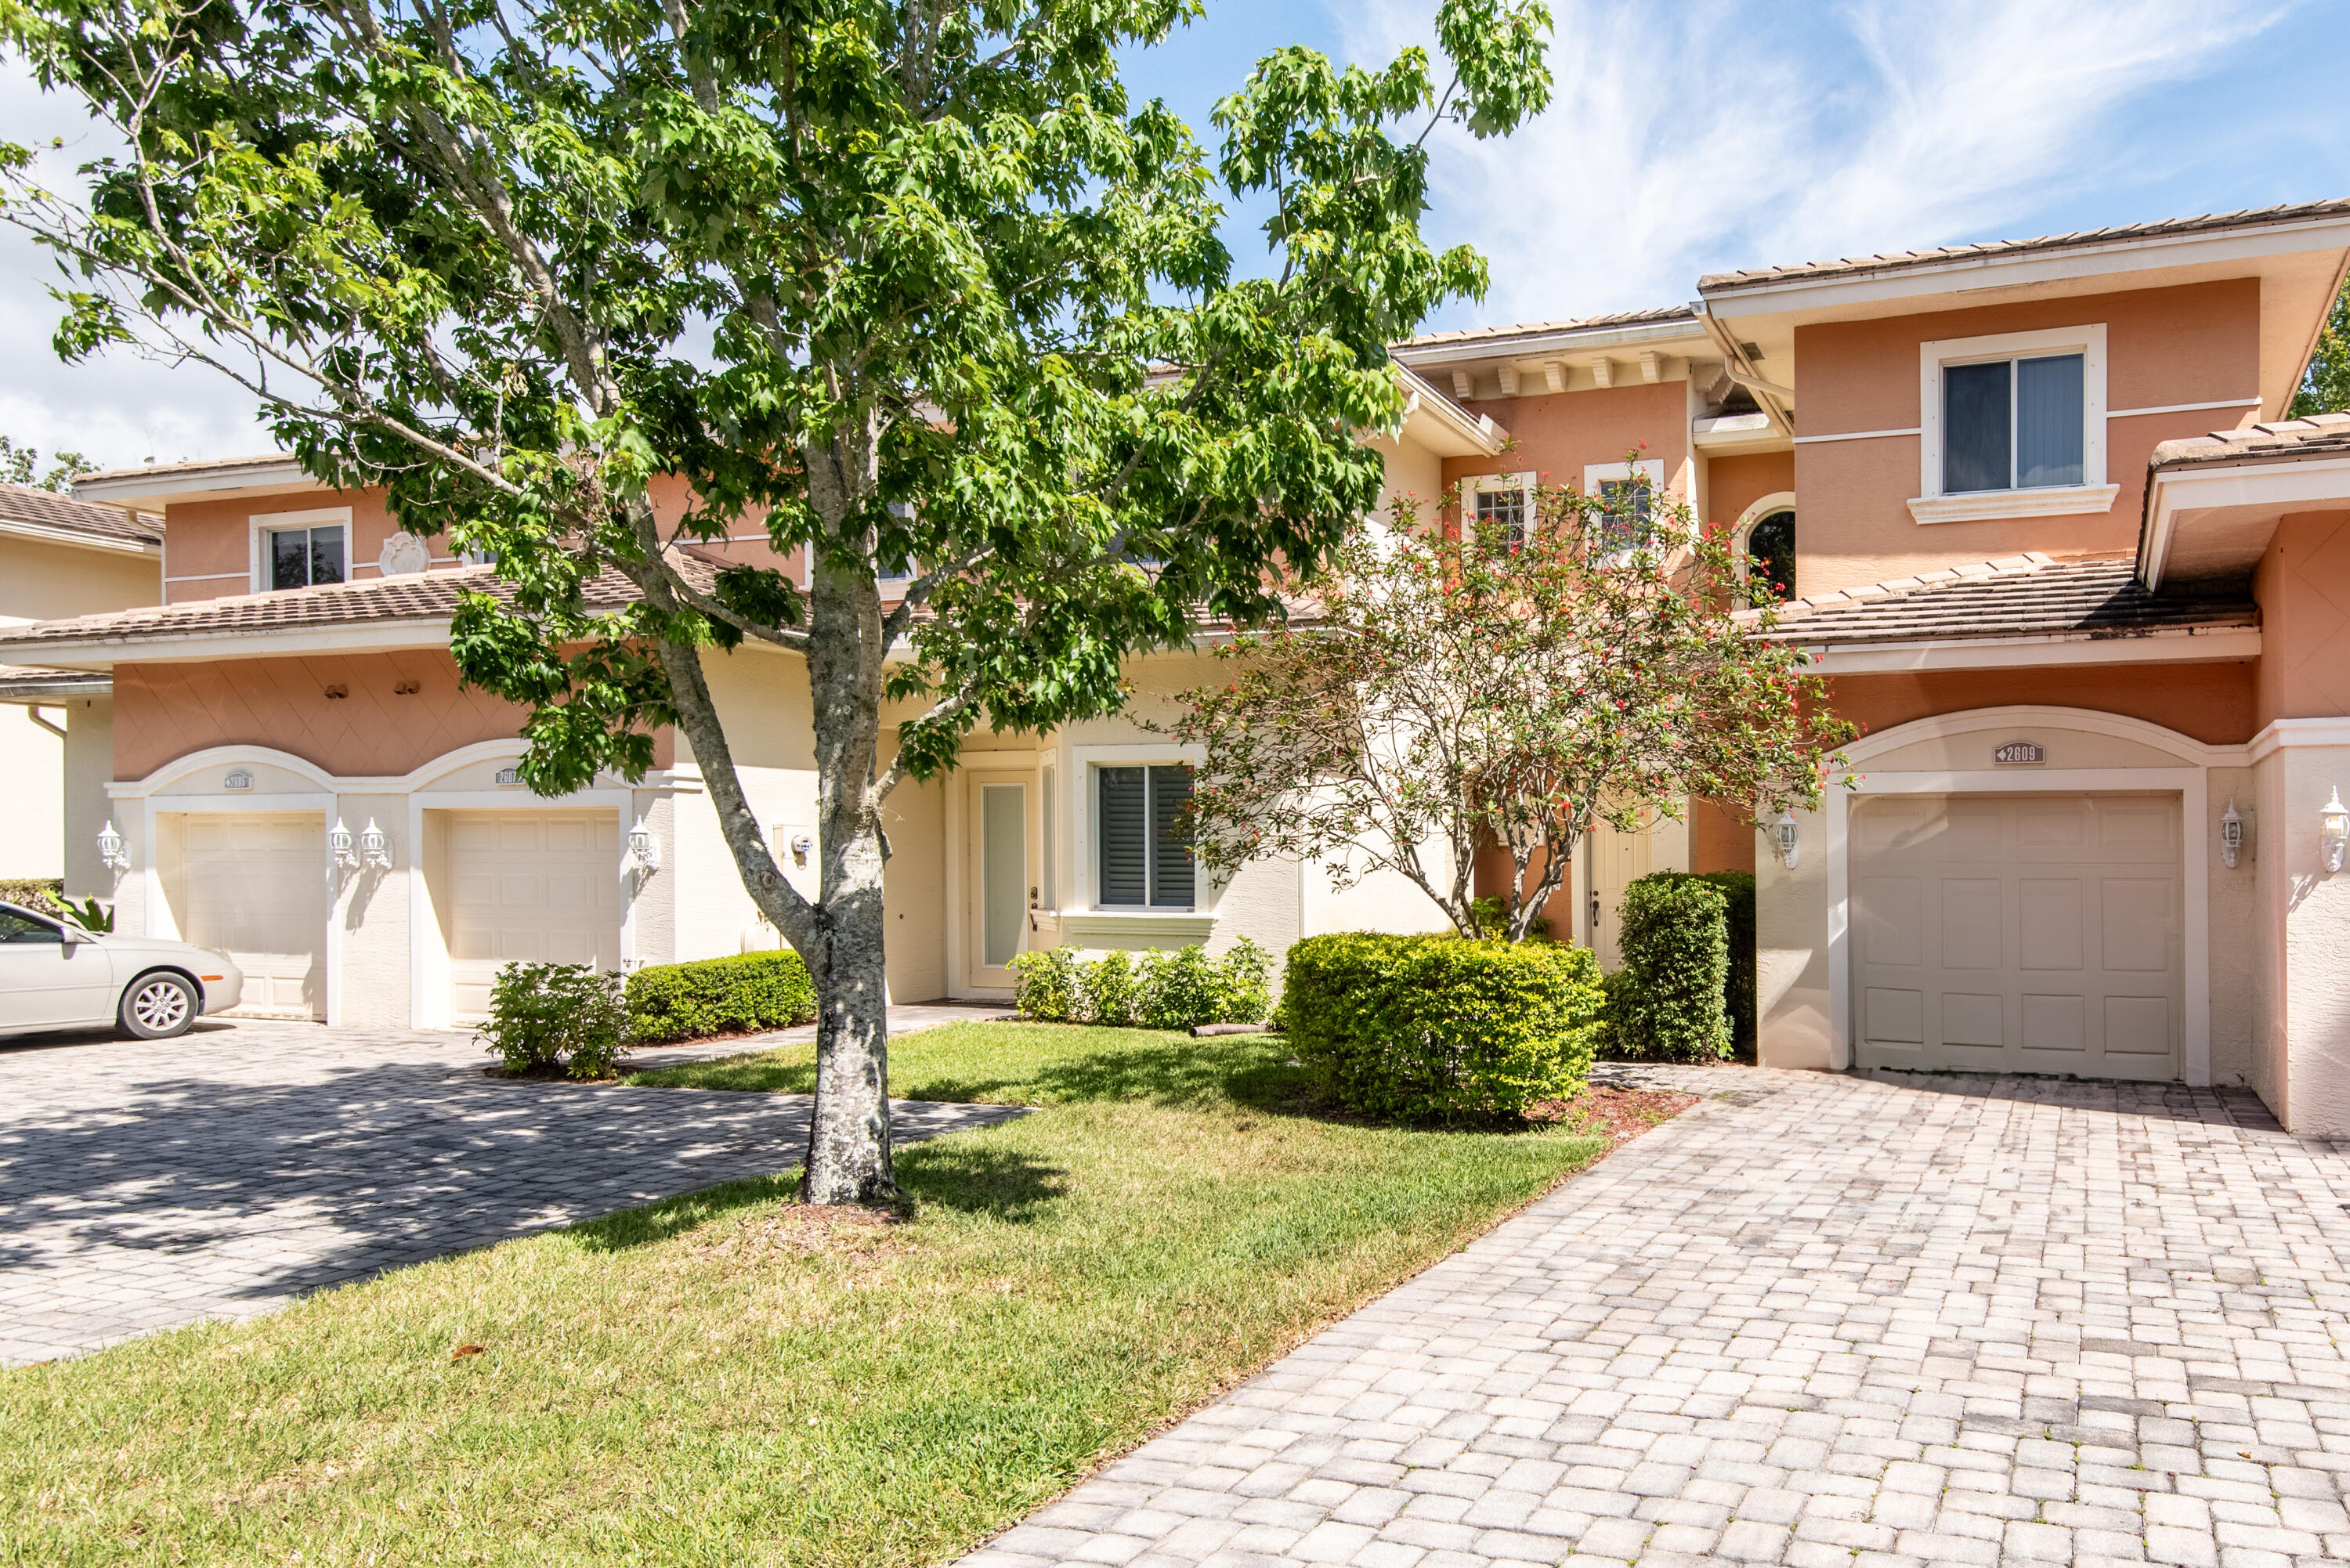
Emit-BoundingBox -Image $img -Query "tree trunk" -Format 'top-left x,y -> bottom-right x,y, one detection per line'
803,833 -> 894,1203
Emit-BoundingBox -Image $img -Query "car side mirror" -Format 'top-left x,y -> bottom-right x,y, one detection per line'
60,926 -> 92,945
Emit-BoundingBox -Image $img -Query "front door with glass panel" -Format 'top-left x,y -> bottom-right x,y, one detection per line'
965,779 -> 1028,991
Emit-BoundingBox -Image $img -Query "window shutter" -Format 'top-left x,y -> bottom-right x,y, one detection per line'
1148,765 -> 1194,909
1097,767 -> 1148,906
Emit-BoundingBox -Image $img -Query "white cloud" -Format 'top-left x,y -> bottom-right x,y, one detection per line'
1340,0 -> 2303,325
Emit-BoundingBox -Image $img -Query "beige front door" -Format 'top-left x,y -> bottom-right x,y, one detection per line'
446,810 -> 621,1021
1852,793 -> 2182,1081
964,776 -> 1029,992
1585,816 -> 1656,970
180,811 -> 327,1018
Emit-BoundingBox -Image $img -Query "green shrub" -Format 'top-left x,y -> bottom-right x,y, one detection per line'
1010,940 -> 1274,1029
477,962 -> 629,1079
1701,870 -> 1756,1050
625,950 -> 818,1045
1467,894 -> 1552,941
1277,932 -> 1603,1122
1604,873 -> 1732,1061
1009,945 -> 1080,1022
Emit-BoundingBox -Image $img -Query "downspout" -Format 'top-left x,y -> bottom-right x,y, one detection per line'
1694,299 -> 1794,437
27,705 -> 65,740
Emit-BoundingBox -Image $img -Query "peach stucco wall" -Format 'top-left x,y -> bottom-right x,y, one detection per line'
1442,379 -> 1691,500
1705,452 -> 1795,539
118,652 -> 534,779
1824,661 -> 2258,750
1792,280 -> 2263,598
1689,797 -> 1757,875
2254,510 -> 2350,728
163,473 -> 802,604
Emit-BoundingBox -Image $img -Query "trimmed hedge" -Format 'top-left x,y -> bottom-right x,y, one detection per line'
1010,941 -> 1273,1030
1603,873 -> 1734,1061
1278,933 -> 1603,1123
625,950 -> 818,1044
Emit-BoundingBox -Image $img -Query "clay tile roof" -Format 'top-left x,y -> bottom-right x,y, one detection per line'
2149,411 -> 2350,471
0,482 -> 161,547
0,556 -> 688,652
1757,555 -> 2255,647
1395,304 -> 1699,349
1697,198 -> 2350,294
73,452 -> 295,486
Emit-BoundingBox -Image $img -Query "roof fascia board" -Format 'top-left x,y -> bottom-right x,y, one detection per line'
0,620 -> 457,667
73,461 -> 318,508
0,518 -> 161,556
1392,315 -> 1703,367
1800,624 -> 2260,674
0,675 -> 112,700
2140,453 -> 2350,588
1701,217 -> 2350,320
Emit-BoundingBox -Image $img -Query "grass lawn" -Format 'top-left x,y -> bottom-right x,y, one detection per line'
4,1024 -> 1668,1567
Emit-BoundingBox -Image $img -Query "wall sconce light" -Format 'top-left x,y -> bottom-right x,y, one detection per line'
359,818 -> 392,869
328,818 -> 357,869
1773,810 -> 1800,869
96,819 -> 128,871
2323,787 -> 2349,875
789,833 -> 812,868
2220,799 -> 2246,869
629,816 -> 662,873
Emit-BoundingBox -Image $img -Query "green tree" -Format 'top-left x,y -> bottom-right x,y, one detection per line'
0,435 -> 89,492
2,0 -> 1552,1202
1163,482 -> 1854,942
2292,277 -> 2350,417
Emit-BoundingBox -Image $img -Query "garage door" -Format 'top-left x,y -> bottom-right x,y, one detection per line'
446,811 -> 620,1021
1852,793 -> 2182,1081
181,811 -> 327,1018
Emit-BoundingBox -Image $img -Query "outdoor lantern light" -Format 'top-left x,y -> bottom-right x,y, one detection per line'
629,816 -> 662,873
96,819 -> 128,870
328,818 -> 357,868
2323,787 -> 2349,875
2220,799 -> 2246,869
358,818 -> 392,869
1774,810 -> 1800,869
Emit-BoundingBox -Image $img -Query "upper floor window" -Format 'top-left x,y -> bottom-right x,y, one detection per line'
250,508 -> 352,592
1742,508 -> 1795,602
1913,325 -> 2113,525
1463,471 -> 1535,553
1584,460 -> 1665,557
1097,764 -> 1193,909
1943,353 -> 2083,492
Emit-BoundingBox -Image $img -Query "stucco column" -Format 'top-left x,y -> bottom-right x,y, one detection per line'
331,790 -> 410,1028
2252,735 -> 2350,1133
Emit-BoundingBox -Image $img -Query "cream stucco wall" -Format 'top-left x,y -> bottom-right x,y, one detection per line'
332,789 -> 410,1028
0,704 -> 63,879
2247,734 -> 2350,1133
61,697 -> 114,898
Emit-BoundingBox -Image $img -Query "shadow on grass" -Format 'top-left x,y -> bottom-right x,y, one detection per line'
1023,1039 -> 1346,1121
567,1172 -> 805,1253
897,1143 -> 1067,1222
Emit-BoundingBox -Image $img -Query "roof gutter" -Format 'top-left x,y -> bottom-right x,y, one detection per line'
1693,301 -> 1793,436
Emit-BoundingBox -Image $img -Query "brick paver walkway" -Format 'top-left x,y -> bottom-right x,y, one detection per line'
0,1011 -> 1019,1366
965,1067 -> 2350,1568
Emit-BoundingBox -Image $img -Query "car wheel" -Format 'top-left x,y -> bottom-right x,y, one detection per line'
120,971 -> 199,1039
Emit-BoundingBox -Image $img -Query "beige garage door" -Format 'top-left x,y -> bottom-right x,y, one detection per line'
446,810 -> 620,1021
181,811 -> 327,1018
1852,793 -> 2182,1081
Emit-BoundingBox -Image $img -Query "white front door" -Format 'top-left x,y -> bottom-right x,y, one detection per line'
446,810 -> 621,1021
1585,816 -> 1655,970
964,778 -> 1029,992
1851,793 -> 2182,1081
180,811 -> 327,1018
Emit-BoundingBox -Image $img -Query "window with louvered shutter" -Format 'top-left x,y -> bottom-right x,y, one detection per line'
1097,767 -> 1148,905
1148,766 -> 1193,908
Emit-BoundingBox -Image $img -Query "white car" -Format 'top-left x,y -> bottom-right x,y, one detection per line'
0,901 -> 244,1039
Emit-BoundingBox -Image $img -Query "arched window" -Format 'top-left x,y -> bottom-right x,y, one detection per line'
1745,509 -> 1795,602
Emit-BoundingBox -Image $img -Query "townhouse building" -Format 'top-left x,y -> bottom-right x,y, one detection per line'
6,198 -> 2350,1133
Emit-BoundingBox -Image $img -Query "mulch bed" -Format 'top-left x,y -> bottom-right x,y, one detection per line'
1528,1082 -> 1699,1142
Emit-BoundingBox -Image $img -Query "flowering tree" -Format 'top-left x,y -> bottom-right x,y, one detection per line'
1164,479 -> 1853,941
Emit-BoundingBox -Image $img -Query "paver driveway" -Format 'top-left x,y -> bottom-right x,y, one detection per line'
0,1012 -> 1019,1366
965,1068 -> 2350,1568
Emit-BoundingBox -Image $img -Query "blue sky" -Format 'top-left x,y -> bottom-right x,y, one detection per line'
3,0 -> 2348,468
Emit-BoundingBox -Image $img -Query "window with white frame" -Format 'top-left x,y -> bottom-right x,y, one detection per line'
251,509 -> 350,591
1096,764 -> 1193,909
1914,325 -> 2111,522
1463,471 -> 1535,552
1583,460 -> 1665,556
